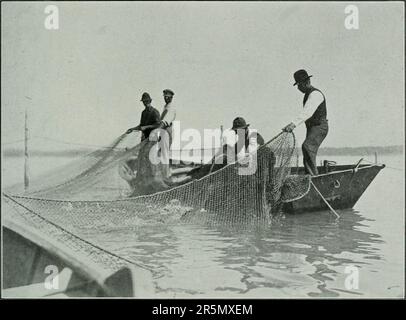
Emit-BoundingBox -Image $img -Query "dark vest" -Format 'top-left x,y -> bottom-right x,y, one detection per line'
303,87 -> 327,127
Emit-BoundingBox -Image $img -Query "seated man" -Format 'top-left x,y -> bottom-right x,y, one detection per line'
215,117 -> 265,166
189,117 -> 265,179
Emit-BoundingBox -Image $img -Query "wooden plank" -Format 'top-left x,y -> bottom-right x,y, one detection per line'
3,212 -> 154,297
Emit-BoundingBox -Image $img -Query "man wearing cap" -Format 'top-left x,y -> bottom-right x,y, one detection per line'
161,89 -> 177,144
126,92 -> 161,142
159,89 -> 177,179
282,69 -> 328,175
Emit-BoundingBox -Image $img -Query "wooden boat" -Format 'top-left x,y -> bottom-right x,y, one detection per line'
170,158 -> 385,214
282,161 -> 385,214
2,207 -> 155,298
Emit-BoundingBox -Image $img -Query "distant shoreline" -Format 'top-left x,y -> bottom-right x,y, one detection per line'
1,145 -> 403,157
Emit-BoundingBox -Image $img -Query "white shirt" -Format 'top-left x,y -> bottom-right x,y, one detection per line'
292,90 -> 324,127
161,103 -> 176,127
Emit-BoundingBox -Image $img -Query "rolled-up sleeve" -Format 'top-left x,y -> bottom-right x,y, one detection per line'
162,106 -> 176,127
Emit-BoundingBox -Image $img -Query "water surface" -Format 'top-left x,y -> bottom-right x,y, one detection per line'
2,154 -> 404,298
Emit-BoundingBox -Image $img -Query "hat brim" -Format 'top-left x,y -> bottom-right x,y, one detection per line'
141,99 -> 152,102
232,124 -> 250,130
293,75 -> 312,86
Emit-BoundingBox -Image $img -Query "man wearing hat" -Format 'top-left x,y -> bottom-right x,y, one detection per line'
213,117 -> 265,165
160,89 -> 177,145
191,117 -> 265,177
126,92 -> 161,141
283,69 -> 328,175
159,89 -> 177,179
230,117 -> 265,160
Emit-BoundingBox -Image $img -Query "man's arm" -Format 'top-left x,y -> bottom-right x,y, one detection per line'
161,107 -> 176,127
283,91 -> 324,132
247,131 -> 259,154
292,91 -> 324,127
126,125 -> 141,134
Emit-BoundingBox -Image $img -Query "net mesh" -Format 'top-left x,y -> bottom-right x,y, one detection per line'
3,131 -> 312,272
4,131 -> 298,221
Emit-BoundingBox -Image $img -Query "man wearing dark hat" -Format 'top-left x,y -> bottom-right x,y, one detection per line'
283,69 -> 328,175
230,117 -> 265,159
194,117 -> 267,177
121,92 -> 165,194
126,92 -> 161,141
213,117 -> 265,165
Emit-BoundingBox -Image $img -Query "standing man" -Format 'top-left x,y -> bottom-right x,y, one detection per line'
159,89 -> 177,179
283,69 -> 328,175
161,89 -> 177,145
126,92 -> 161,141
122,92 -> 162,192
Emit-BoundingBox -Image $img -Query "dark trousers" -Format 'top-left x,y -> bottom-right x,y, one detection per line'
302,120 -> 328,175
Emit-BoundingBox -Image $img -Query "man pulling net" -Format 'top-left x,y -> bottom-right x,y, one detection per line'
121,92 -> 171,195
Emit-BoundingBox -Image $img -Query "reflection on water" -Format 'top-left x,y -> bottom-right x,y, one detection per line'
80,208 -> 384,297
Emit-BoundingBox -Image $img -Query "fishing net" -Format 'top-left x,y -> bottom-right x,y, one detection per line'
4,131 -> 299,223
3,131 -> 303,220
2,130 -> 311,277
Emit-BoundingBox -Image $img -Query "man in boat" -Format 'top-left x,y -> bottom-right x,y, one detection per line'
191,117 -> 266,178
126,92 -> 161,141
159,89 -> 177,179
161,89 -> 177,145
282,69 -> 328,175
128,89 -> 176,179
226,117 -> 265,162
121,92 -> 170,194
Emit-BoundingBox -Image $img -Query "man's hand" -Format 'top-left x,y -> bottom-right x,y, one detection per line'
282,122 -> 296,133
238,153 -> 253,165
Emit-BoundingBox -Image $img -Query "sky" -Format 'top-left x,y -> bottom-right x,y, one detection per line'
1,1 -> 404,150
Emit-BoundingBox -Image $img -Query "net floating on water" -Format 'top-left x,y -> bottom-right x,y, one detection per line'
4,132 -> 303,222
3,131 -> 312,275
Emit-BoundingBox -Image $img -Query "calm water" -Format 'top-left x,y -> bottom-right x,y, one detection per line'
2,154 -> 404,298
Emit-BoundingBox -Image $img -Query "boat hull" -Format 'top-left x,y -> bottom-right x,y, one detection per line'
283,164 -> 385,214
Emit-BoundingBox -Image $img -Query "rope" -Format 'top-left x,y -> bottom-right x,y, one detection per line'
362,159 -> 403,172
310,180 -> 340,219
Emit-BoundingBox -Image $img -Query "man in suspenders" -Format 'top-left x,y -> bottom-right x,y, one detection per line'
283,69 -> 329,175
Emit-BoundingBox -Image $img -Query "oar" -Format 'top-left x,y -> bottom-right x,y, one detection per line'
310,180 -> 340,219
